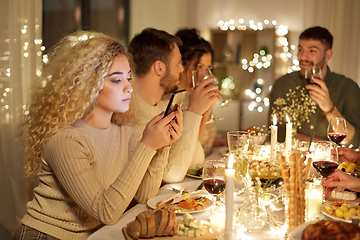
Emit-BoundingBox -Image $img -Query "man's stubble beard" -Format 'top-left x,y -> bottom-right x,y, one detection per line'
160,69 -> 179,94
300,53 -> 327,76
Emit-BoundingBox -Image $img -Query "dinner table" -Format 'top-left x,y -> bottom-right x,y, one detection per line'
88,147 -> 297,240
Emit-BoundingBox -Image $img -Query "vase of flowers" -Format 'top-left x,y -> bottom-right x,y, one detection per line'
271,86 -> 317,131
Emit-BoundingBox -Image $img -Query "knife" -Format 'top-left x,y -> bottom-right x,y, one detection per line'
196,182 -> 204,190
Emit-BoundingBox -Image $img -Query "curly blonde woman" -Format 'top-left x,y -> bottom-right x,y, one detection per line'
14,31 -> 183,240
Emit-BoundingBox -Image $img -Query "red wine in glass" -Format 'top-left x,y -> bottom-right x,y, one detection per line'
202,160 -> 226,205
203,178 -> 226,195
327,133 -> 346,145
312,160 -> 339,178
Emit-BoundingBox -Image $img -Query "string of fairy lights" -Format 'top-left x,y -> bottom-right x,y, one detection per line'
1,18 -> 302,119
216,18 -> 300,113
1,20 -> 43,123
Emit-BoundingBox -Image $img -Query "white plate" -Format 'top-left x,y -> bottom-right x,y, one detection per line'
288,221 -> 314,240
147,192 -> 213,214
186,173 -> 202,179
321,202 -> 358,223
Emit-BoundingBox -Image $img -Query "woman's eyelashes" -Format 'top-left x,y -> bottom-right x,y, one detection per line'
111,79 -> 122,84
111,77 -> 132,84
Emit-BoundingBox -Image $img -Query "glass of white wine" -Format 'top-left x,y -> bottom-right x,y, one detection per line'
227,131 -> 251,194
192,67 -> 224,123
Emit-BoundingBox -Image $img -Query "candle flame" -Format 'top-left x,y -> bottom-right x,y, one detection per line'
273,115 -> 277,126
228,153 -> 234,169
286,115 -> 290,123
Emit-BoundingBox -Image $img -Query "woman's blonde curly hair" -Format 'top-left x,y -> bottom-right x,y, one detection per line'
24,30 -> 136,177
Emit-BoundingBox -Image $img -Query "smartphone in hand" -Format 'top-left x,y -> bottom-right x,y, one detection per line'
164,89 -> 186,117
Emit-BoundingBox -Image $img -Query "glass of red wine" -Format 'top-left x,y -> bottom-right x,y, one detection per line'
327,117 -> 347,146
312,141 -> 339,178
202,159 -> 226,206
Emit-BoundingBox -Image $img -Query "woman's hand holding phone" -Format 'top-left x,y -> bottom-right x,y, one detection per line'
141,107 -> 183,150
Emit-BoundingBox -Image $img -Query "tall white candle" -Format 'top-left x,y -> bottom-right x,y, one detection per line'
285,115 -> 292,160
225,154 -> 235,240
271,115 -> 278,161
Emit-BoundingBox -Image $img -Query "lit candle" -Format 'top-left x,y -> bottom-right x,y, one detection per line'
271,115 -> 278,161
225,154 -> 235,240
305,182 -> 323,221
285,115 -> 292,160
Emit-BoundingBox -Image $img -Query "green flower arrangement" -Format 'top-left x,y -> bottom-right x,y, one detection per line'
271,86 -> 317,129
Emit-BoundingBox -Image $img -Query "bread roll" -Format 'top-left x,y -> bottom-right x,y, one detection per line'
144,210 -> 155,238
163,209 -> 177,236
154,209 -> 168,236
126,219 -> 141,240
136,212 -> 148,238
126,209 -> 177,239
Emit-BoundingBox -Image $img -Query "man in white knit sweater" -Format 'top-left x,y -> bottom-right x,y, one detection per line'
127,28 -> 219,183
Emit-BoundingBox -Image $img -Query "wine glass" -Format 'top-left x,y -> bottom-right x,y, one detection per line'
305,65 -> 322,85
327,117 -> 347,145
312,141 -> 339,178
227,131 -> 250,158
227,131 -> 251,192
192,67 -> 224,123
202,159 -> 226,205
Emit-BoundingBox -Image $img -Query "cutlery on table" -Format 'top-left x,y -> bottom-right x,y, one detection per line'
196,182 -> 204,191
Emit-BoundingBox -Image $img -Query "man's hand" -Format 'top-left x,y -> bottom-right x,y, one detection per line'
322,170 -> 360,196
187,78 -> 219,115
305,78 -> 334,113
334,147 -> 360,163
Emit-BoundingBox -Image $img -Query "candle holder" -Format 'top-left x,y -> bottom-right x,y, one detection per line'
210,203 -> 226,239
210,204 -> 238,240
305,181 -> 323,221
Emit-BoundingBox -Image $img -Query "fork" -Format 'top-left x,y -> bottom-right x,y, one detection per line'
172,187 -> 188,193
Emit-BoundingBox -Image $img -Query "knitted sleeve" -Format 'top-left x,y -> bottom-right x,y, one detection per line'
45,130 -> 156,224
125,124 -> 170,203
162,111 -> 203,183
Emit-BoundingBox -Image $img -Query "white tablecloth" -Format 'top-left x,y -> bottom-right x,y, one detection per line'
88,148 -> 286,240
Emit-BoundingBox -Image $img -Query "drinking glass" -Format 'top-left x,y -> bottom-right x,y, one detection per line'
238,187 -> 267,232
305,181 -> 323,221
312,141 -> 339,178
192,67 -> 224,123
227,131 -> 251,192
202,160 -> 226,205
327,117 -> 347,145
305,65 -> 322,85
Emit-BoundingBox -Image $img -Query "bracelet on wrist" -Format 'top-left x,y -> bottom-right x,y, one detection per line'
325,105 -> 335,115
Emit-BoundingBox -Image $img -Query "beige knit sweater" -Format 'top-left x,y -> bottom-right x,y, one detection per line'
21,119 -> 169,239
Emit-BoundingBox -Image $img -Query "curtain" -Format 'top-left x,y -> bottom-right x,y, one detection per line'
304,0 -> 360,84
0,0 -> 42,236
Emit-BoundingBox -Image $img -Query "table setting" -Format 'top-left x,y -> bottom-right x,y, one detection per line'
88,115 -> 360,240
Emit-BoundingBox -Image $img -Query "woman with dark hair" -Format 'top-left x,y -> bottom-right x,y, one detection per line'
174,28 -> 226,157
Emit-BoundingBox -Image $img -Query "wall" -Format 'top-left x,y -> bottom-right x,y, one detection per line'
129,0 -> 304,42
